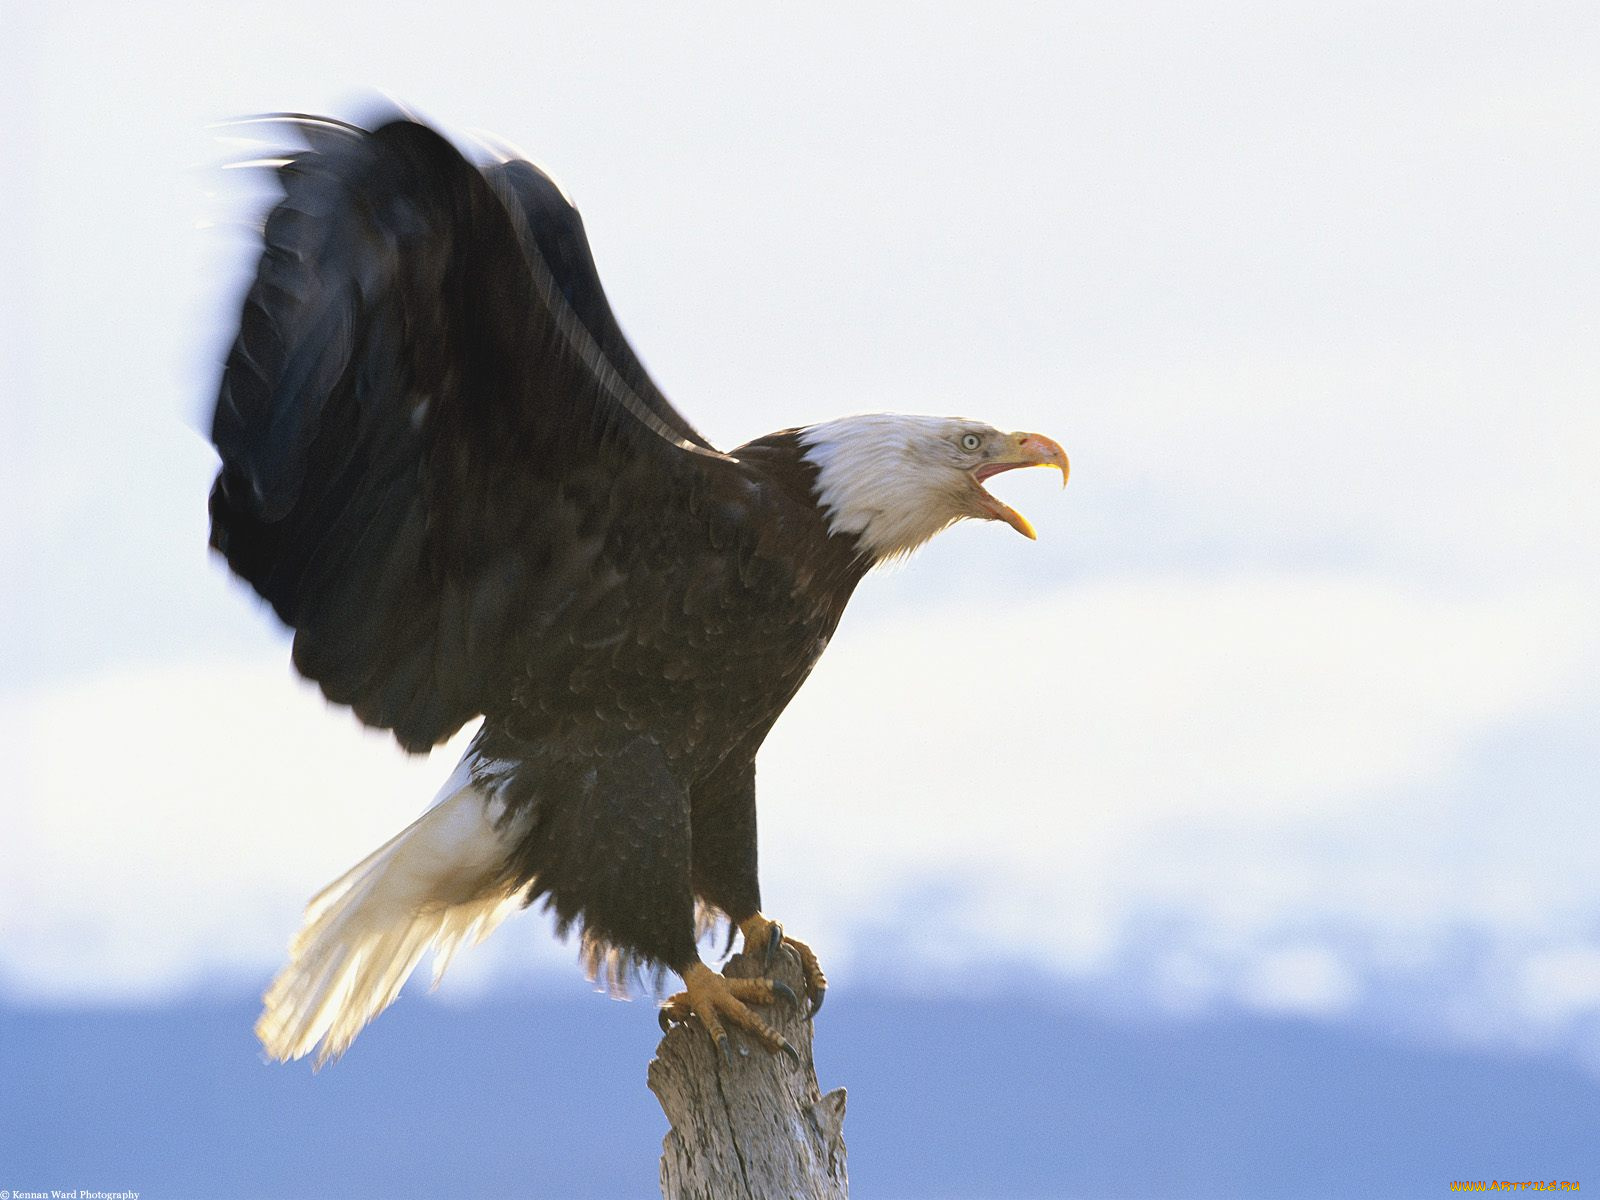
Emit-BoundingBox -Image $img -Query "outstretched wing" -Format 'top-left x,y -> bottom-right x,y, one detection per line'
483,155 -> 717,454
209,114 -> 735,751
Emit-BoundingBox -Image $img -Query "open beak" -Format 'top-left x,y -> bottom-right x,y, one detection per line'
969,432 -> 1070,540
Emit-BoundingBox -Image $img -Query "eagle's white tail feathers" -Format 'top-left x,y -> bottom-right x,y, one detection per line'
256,763 -> 528,1067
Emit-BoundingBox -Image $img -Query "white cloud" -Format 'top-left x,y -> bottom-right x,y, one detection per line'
761,570 -> 1597,889
754,570 -> 1600,1042
0,661 -> 570,1001
1518,948 -> 1600,1031
1238,946 -> 1361,1018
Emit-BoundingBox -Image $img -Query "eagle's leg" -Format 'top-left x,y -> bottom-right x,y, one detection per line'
658,961 -> 801,1064
738,912 -> 827,1016
681,757 -> 823,1027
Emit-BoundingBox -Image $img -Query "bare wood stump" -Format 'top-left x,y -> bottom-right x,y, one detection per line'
648,947 -> 848,1199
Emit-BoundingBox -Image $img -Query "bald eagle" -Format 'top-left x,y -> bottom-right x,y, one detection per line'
209,112 -> 1068,1067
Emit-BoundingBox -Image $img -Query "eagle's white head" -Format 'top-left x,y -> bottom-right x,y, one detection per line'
799,414 -> 1070,562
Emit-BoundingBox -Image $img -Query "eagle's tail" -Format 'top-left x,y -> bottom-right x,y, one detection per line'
255,759 -> 529,1067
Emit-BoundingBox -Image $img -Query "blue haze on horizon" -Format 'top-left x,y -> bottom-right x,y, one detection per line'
4,990 -> 1597,1198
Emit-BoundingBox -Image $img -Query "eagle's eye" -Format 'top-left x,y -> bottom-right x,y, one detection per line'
959,433 -> 982,452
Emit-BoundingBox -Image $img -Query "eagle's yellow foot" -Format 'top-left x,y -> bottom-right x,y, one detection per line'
739,913 -> 827,1017
658,962 -> 801,1066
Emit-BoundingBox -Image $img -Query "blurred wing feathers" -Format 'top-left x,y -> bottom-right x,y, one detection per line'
209,115 -> 728,750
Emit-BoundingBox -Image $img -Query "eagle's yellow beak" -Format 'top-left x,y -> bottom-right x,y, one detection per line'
969,432 -> 1070,539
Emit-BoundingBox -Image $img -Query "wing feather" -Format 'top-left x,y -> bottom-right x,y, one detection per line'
209,113 -> 737,750
484,159 -> 716,454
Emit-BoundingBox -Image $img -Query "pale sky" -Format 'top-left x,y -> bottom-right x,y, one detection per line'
4,0 -> 1598,1073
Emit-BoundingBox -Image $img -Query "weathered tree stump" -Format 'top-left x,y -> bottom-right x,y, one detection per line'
649,946 -> 848,1199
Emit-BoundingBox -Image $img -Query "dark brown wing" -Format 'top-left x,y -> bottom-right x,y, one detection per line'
483,155 -> 717,453
208,114 -> 739,751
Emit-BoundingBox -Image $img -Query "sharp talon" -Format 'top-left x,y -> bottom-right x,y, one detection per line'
770,980 -> 800,1009
718,1034 -> 733,1066
808,986 -> 827,1018
659,1008 -> 672,1034
777,1038 -> 801,1068
764,922 -> 783,968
